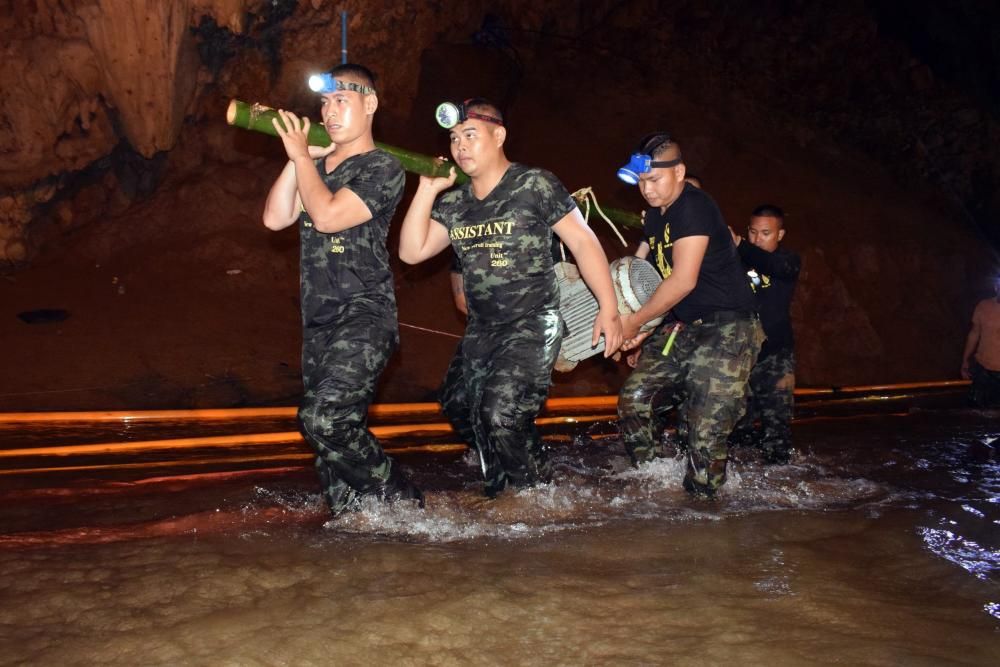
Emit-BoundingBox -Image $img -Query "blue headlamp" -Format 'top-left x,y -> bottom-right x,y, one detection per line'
308,73 -> 375,95
616,153 -> 682,185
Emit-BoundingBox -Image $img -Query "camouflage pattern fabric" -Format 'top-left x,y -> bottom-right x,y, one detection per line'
968,358 -> 1000,408
299,150 -> 404,329
618,316 -> 763,496
299,303 -> 402,514
440,309 -> 563,497
296,149 -> 415,516
431,163 -> 575,495
431,163 -> 576,324
729,348 -> 795,464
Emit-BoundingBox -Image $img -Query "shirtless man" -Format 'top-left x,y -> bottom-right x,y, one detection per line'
961,278 -> 1000,408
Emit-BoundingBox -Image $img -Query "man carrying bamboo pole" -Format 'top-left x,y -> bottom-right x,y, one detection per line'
262,63 -> 423,517
399,98 -> 623,498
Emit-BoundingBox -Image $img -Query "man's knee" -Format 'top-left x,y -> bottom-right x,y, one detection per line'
298,396 -> 364,440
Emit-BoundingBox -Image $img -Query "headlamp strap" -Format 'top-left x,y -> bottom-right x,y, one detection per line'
329,80 -> 376,95
648,157 -> 682,169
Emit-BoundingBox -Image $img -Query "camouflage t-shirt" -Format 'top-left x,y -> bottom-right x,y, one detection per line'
431,163 -> 576,323
299,149 -> 404,330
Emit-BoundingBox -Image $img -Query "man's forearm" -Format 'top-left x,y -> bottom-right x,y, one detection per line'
962,331 -> 979,364
262,160 -> 299,230
398,187 -> 438,263
572,237 -> 618,313
293,155 -> 334,219
633,277 -> 693,327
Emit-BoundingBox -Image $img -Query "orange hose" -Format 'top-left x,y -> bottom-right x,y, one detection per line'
0,380 -> 971,425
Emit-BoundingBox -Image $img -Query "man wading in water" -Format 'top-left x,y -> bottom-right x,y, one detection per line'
262,63 -> 423,517
615,132 -> 763,498
399,98 -> 623,498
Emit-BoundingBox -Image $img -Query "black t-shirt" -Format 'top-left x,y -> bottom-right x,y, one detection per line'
432,163 -> 576,323
643,184 -> 755,323
738,241 -> 800,356
298,149 -> 405,330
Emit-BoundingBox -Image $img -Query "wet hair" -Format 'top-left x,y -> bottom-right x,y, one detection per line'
328,63 -> 377,93
637,131 -> 682,161
464,97 -> 504,125
751,204 -> 786,227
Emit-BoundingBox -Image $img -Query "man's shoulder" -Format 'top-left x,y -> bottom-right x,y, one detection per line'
508,163 -> 566,191
367,148 -> 404,173
975,298 -> 1000,316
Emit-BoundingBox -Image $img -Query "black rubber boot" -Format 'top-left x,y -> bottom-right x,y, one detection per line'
384,464 -> 425,508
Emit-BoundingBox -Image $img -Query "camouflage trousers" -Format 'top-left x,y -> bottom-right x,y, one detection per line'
968,359 -> 1000,408
618,314 -> 763,496
440,309 -> 562,497
730,348 -> 795,463
298,301 -> 402,516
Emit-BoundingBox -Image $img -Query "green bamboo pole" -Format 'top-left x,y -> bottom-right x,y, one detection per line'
226,99 -> 469,185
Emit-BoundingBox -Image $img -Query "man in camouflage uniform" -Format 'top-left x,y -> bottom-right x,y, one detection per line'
399,98 -> 623,497
262,63 -> 422,516
729,205 -> 801,463
617,132 -> 762,497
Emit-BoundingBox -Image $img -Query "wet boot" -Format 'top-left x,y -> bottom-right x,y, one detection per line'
762,442 -> 792,465
383,464 -> 425,508
683,451 -> 727,499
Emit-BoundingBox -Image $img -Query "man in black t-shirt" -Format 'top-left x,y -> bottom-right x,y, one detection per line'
399,98 -> 623,497
729,205 -> 801,464
263,63 -> 422,517
617,132 -> 763,497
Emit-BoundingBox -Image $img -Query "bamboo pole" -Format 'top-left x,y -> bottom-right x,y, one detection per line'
226,99 -> 469,185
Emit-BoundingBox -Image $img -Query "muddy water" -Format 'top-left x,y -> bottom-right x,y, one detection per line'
1,410 -> 998,665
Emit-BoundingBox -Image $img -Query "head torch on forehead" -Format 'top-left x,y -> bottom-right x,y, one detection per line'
434,100 -> 503,129
308,73 -> 376,96
616,153 -> 682,185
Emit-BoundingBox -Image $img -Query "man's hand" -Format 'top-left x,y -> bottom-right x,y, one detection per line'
627,349 -> 642,368
620,313 -> 654,351
272,109 -> 312,162
961,359 -> 971,380
308,142 -> 337,159
593,307 -> 623,357
417,159 -> 458,195
729,225 -> 742,245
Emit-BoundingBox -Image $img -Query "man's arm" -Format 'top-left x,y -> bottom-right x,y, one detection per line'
621,234 -> 708,349
961,304 -> 983,379
738,241 -> 800,280
553,210 -> 623,356
398,173 -> 457,264
269,109 -> 375,234
450,271 -> 468,315
635,241 -> 651,260
263,160 -> 301,231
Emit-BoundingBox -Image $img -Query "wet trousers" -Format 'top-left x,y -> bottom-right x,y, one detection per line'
968,359 -> 1000,408
439,309 -> 562,497
298,302 -> 400,515
619,315 -> 762,494
731,348 -> 795,463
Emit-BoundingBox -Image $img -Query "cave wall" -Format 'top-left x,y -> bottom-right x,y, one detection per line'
2,0 -> 998,403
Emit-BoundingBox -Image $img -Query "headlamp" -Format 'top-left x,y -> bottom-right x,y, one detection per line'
308,73 -> 375,95
434,100 -> 503,129
616,153 -> 683,185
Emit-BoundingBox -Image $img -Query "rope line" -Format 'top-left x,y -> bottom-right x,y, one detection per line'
572,187 -> 629,247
